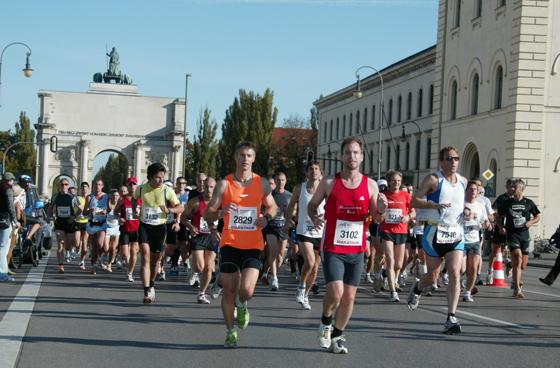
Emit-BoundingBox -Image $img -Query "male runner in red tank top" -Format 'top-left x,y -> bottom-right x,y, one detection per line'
308,137 -> 387,354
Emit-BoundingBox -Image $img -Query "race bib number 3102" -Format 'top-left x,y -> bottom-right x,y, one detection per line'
229,207 -> 257,231
334,219 -> 363,246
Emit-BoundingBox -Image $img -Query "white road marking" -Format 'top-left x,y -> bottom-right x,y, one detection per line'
0,251 -> 50,368
523,289 -> 560,298
438,307 -> 531,329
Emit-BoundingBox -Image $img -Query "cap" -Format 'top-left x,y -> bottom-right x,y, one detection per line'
18,174 -> 32,183
163,180 -> 174,188
127,177 -> 138,185
3,172 -> 15,181
377,179 -> 388,187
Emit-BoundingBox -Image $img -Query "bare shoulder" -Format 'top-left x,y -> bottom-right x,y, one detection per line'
260,176 -> 272,195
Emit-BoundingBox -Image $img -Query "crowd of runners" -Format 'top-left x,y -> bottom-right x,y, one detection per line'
12,137 -> 547,353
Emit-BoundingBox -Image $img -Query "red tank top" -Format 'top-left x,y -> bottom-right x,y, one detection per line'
120,196 -> 140,232
379,190 -> 411,234
192,195 -> 213,234
323,173 -> 370,254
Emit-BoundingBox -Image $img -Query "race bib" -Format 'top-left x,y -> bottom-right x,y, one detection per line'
125,207 -> 134,221
385,208 -> 403,224
229,207 -> 257,231
463,224 -> 480,243
143,207 -> 163,225
513,217 -> 526,229
269,219 -> 285,228
304,218 -> 322,237
334,219 -> 363,246
57,206 -> 71,218
436,223 -> 462,244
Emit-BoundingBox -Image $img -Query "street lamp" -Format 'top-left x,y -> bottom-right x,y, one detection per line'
182,73 -> 191,176
400,120 -> 422,187
0,42 -> 33,108
353,65 -> 384,180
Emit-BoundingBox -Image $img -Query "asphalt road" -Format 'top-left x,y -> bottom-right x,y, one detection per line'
1,252 -> 559,368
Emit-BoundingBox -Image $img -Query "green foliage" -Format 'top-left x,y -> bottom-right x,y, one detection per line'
2,112 -> 36,178
192,108 -> 219,179
219,89 -> 278,178
183,137 -> 196,182
94,153 -> 128,192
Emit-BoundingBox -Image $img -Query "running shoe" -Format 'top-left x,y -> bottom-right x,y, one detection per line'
169,266 -> 179,276
539,277 -> 553,286
236,304 -> 250,329
79,262 -> 86,271
224,329 -> 238,348
270,277 -> 279,291
486,271 -> 493,285
116,260 -> 123,270
0,275 -> 15,282
398,271 -> 407,287
390,291 -> 400,302
395,285 -> 403,293
198,293 -> 211,304
318,323 -> 333,349
329,336 -> 348,354
187,270 -> 196,286
407,281 -> 421,311
475,278 -> 484,286
365,273 -> 374,284
295,287 -> 305,304
441,273 -> 449,286
156,271 -> 166,281
58,265 -> 65,274
462,292 -> 474,303
513,288 -> 525,299
471,286 -> 478,296
106,264 -> 113,273
443,316 -> 462,335
260,274 -> 269,285
145,287 -> 156,303
210,283 -> 223,299
127,273 -> 134,282
311,283 -> 320,295
301,296 -> 311,310
192,273 -> 201,288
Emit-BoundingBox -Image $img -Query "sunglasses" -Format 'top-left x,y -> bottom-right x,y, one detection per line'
446,156 -> 460,162
60,183 -> 69,186
178,182 -> 187,185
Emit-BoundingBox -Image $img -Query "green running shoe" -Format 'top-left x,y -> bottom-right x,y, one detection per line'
224,329 -> 238,348
236,304 -> 250,329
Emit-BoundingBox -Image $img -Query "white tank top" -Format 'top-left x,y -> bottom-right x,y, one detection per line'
424,171 -> 465,226
296,181 -> 325,238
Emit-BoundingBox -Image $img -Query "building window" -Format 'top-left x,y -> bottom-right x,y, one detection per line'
426,137 -> 432,169
405,142 -> 410,170
397,95 -> 402,122
329,120 -> 333,141
417,88 -> 423,117
407,92 -> 412,120
386,144 -> 391,172
498,0 -> 505,8
415,138 -> 421,170
450,80 -> 458,120
454,0 -> 461,28
475,0 -> 482,17
363,108 -> 367,133
388,98 -> 393,125
429,84 -> 434,115
371,105 -> 376,130
494,65 -> 503,109
369,149 -> 374,174
487,159 -> 498,197
342,115 -> 346,138
349,113 -> 353,136
471,73 -> 479,115
323,122 -> 327,142
396,144 -> 401,170
336,118 -> 340,139
356,110 -> 360,134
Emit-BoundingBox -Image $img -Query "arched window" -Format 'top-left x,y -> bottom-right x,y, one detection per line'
336,117 -> 340,139
363,108 -> 367,132
471,73 -> 479,115
494,65 -> 503,109
417,88 -> 423,117
450,80 -> 458,120
371,105 -> 376,130
397,95 -> 402,122
429,84 -> 434,114
388,99 -> 393,125
407,92 -> 412,120
356,110 -> 360,133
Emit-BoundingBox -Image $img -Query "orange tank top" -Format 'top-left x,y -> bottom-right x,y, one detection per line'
220,173 -> 265,250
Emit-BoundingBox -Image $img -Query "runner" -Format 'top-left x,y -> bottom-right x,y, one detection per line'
170,176 -> 191,278
260,178 -> 277,286
73,182 -> 90,270
117,177 -> 141,282
134,163 -> 182,303
84,179 -> 109,275
203,141 -> 277,348
462,180 -> 489,302
48,178 -> 77,274
372,179 -> 388,292
104,189 -> 121,272
284,160 -> 324,310
379,171 -> 415,302
486,179 -> 515,284
407,146 -> 466,334
496,179 -> 541,298
182,177 -> 220,304
309,137 -> 387,354
264,172 -> 292,291
161,179 -> 179,281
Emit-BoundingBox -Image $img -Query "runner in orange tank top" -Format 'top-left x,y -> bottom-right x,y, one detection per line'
204,141 -> 277,348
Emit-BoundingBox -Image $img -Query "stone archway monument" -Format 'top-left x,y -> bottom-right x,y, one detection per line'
34,47 -> 186,196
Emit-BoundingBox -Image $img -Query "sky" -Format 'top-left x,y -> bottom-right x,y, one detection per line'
0,0 -> 438,141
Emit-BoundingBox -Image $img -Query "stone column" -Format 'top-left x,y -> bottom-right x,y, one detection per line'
134,141 -> 144,180
80,140 -> 90,184
172,145 -> 182,179
40,138 -> 50,196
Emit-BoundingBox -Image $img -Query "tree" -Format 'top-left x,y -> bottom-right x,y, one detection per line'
94,153 -> 128,192
183,137 -> 196,182
4,112 -> 36,177
192,108 -> 219,178
219,89 -> 278,177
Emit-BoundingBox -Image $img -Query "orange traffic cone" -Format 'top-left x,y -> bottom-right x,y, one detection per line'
490,249 -> 508,288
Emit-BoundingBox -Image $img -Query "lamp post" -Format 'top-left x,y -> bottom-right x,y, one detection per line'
400,120 -> 422,187
182,73 -> 191,177
0,42 -> 33,108
353,65 -> 384,180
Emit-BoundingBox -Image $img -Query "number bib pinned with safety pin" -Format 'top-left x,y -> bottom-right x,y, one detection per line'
229,207 -> 257,231
143,207 -> 163,225
385,208 -> 403,224
334,219 -> 363,246
436,223 -> 462,244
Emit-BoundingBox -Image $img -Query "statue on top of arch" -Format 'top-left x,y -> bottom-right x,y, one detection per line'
92,46 -> 134,85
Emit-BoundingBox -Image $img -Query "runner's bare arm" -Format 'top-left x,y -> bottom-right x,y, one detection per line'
180,198 -> 196,225
526,213 -> 541,229
308,177 -> 332,227
258,177 -> 278,228
284,183 -> 300,229
204,179 -> 226,223
368,178 -> 387,218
